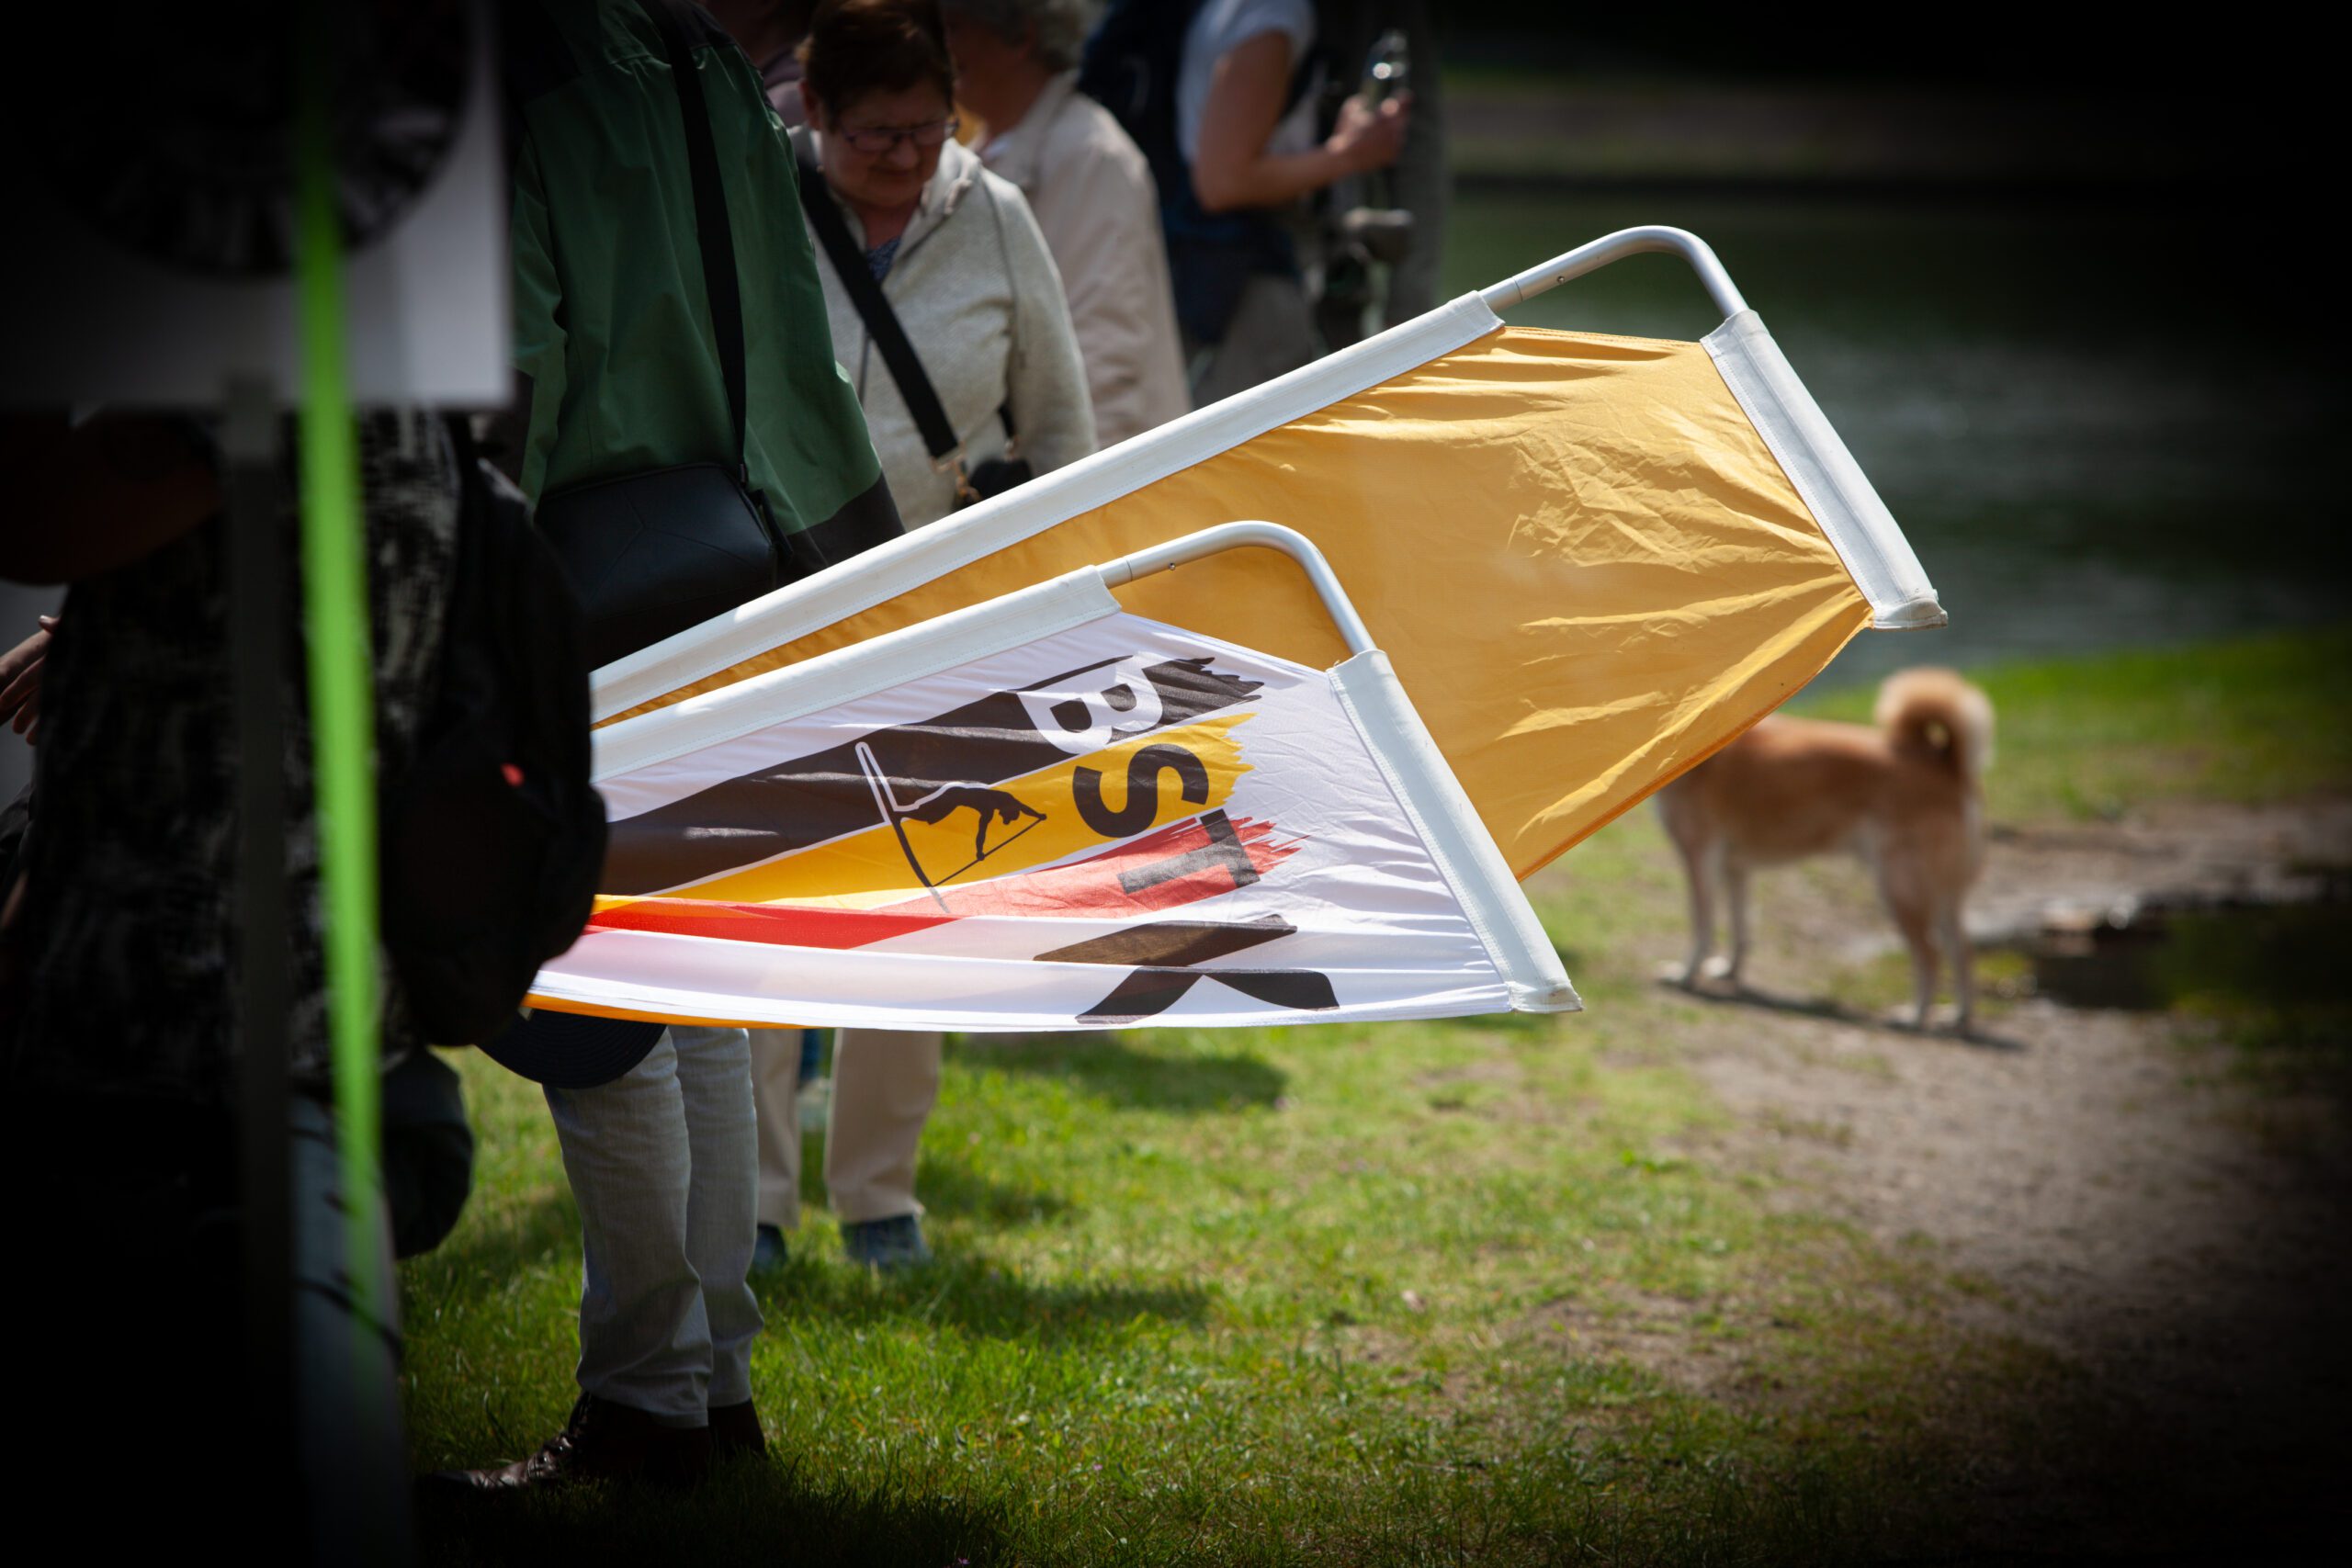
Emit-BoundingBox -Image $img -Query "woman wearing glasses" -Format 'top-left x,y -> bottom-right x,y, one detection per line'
794,0 -> 1093,529
758,0 -> 1093,1274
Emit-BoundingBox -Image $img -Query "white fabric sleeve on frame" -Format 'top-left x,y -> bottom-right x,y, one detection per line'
1703,310 -> 1945,631
1329,650 -> 1582,1013
590,294 -> 1507,718
591,568 -> 1118,780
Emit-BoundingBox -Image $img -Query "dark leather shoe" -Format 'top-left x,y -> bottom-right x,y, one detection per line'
423,1393 -> 712,1493
752,1224 -> 788,1272
841,1213 -> 932,1270
709,1398 -> 766,1461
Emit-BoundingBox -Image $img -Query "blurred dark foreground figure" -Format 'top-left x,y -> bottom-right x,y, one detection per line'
0,408 -> 471,1560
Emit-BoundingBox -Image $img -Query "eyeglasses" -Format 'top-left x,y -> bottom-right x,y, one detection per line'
834,117 -> 958,155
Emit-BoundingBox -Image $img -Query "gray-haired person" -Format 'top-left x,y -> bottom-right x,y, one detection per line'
943,0 -> 1188,446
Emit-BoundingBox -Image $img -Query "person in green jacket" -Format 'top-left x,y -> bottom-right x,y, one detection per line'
435,0 -> 898,1493
508,0 -> 899,550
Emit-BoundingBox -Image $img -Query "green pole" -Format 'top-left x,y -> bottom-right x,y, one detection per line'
293,7 -> 390,1349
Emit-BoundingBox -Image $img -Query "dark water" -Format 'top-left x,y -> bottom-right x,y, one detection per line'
2029,897 -> 2352,1017
1440,191 -> 2347,690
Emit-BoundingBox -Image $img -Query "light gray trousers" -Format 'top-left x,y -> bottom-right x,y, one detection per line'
545,1023 -> 761,1427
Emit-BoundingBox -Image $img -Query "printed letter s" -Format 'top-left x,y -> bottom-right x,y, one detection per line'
1073,744 -> 1209,839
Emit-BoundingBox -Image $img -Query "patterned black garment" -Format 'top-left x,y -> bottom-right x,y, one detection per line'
5,411 -> 458,1105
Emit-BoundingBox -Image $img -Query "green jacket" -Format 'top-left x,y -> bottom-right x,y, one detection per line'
506,0 -> 895,547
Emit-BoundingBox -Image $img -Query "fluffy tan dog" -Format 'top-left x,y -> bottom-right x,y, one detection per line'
1654,669 -> 1995,1032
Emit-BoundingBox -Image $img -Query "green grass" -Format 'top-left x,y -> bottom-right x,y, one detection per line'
410,1019 -> 1984,1567
402,626 -> 2350,1565
1792,627 -> 2352,823
2159,902 -> 2352,1101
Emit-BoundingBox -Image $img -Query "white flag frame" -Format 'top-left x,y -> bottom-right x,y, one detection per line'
590,225 -> 1940,729
553,523 -> 1579,1029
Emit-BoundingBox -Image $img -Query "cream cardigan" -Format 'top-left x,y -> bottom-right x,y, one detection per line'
794,130 -> 1096,530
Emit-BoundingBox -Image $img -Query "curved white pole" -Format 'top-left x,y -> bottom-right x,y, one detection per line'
1097,521 -> 1377,658
1479,225 -> 1747,320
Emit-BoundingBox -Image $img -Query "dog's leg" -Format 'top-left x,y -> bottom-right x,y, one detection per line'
1942,906 -> 1974,1037
1667,835 -> 1717,987
1721,861 -> 1752,990
1891,894 -> 1939,1030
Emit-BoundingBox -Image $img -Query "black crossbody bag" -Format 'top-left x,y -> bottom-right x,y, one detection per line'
795,152 -> 1032,508
534,1 -> 810,670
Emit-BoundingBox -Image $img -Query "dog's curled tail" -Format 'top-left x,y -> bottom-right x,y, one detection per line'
1874,667 -> 1995,780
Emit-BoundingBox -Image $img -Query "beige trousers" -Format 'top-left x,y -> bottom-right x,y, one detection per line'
749,1027 -> 943,1230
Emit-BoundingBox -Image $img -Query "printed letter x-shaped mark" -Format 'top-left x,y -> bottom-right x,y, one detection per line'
1035,913 -> 1338,1024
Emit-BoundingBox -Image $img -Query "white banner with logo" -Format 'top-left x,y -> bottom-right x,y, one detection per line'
532,569 -> 1577,1031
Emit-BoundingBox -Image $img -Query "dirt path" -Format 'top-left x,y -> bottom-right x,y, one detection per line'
1653,799 -> 2352,1558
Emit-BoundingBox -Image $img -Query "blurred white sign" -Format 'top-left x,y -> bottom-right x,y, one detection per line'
0,4 -> 504,409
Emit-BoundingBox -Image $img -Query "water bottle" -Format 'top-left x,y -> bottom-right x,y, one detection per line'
1365,29 -> 1409,106
1318,28 -> 1415,348
1346,28 -> 1413,265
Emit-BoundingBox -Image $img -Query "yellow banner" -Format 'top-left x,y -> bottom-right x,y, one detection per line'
614,326 -> 1871,878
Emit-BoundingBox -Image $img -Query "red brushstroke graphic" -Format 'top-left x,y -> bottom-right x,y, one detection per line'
584,815 -> 1302,950
916,813 -> 1296,919
587,901 -> 956,950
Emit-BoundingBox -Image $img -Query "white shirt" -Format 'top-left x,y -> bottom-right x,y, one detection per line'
1175,0 -> 1319,168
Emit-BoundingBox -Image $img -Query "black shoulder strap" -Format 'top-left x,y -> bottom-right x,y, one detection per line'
794,151 -> 963,464
643,0 -> 748,471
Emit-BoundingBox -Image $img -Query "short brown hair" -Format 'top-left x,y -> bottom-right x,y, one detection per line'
798,0 -> 956,118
